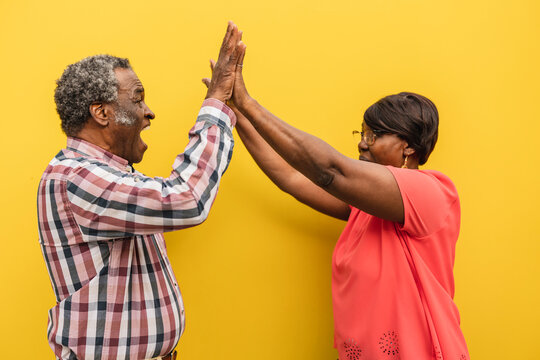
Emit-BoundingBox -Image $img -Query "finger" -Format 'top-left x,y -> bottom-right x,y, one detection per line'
232,29 -> 242,54
227,24 -> 240,54
217,23 -> 233,62
221,22 -> 238,59
234,42 -> 248,100
227,31 -> 243,67
231,28 -> 242,47
209,59 -> 216,72
201,78 -> 211,88
236,41 -> 247,69
228,41 -> 240,66
221,21 -> 233,51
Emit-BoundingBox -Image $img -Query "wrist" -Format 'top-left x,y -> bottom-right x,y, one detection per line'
235,94 -> 255,113
205,91 -> 228,103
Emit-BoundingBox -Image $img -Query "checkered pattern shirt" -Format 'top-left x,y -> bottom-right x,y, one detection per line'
37,99 -> 236,360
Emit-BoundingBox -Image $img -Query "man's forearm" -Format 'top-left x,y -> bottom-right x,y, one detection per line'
169,98 -> 236,219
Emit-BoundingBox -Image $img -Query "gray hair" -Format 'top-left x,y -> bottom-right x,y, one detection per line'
54,54 -> 131,136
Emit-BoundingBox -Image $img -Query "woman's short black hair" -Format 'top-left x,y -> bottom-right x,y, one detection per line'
363,92 -> 439,165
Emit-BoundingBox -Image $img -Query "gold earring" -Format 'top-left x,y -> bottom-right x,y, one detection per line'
401,155 -> 408,169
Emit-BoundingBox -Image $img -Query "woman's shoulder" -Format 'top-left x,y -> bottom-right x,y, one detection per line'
418,168 -> 452,180
385,167 -> 460,237
386,166 -> 459,204
417,169 -> 458,197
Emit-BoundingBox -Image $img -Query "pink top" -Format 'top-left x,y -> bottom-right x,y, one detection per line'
332,167 -> 469,360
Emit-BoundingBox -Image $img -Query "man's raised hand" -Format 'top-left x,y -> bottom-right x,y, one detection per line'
205,21 -> 244,103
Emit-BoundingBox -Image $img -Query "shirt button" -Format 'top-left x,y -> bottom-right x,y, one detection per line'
134,177 -> 139,182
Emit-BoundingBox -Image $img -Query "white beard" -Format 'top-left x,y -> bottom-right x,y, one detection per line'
115,108 -> 136,126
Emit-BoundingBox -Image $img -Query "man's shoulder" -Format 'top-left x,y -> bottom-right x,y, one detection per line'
41,148 -> 107,181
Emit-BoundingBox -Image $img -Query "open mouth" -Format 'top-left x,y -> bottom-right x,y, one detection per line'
139,125 -> 150,148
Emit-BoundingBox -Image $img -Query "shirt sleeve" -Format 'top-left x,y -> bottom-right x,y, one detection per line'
66,98 -> 236,241
386,167 -> 460,238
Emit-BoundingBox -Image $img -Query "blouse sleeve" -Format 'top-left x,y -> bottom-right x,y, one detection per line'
386,167 -> 460,238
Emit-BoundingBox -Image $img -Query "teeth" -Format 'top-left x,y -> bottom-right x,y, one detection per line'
142,126 -> 150,131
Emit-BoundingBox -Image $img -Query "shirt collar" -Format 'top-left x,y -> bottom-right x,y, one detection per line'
66,137 -> 133,172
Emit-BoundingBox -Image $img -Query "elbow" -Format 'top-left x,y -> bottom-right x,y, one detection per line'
312,168 -> 337,188
194,201 -> 211,225
169,204 -> 210,232
175,197 -> 211,229
302,152 -> 341,189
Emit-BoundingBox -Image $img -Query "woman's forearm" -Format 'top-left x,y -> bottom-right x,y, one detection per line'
236,97 -> 343,189
234,108 -> 299,192
233,105 -> 350,220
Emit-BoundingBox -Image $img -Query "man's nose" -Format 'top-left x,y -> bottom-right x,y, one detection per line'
144,104 -> 155,120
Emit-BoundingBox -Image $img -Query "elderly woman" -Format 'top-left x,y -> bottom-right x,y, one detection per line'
205,36 -> 469,358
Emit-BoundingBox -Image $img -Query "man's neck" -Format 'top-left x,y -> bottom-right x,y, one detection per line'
76,126 -> 113,153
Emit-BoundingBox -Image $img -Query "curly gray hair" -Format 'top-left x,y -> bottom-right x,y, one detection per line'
55,54 -> 132,136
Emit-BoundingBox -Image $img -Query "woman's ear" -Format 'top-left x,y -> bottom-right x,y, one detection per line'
404,146 -> 416,157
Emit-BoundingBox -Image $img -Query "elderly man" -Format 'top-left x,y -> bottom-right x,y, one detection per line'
37,23 -> 244,360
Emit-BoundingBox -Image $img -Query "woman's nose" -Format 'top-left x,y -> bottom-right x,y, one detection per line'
358,139 -> 369,152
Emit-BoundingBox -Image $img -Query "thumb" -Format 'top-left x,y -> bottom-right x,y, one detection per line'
201,78 -> 211,88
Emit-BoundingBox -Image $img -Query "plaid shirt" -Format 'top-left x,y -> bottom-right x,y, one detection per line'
37,99 -> 235,360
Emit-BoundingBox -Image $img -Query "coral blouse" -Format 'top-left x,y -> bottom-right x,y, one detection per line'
332,167 -> 469,360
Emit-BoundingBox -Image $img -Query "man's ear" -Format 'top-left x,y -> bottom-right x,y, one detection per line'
89,102 -> 113,127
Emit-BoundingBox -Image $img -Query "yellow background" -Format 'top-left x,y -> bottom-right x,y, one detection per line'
1,0 -> 539,359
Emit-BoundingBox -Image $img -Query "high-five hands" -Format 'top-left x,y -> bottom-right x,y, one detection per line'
204,21 -> 245,103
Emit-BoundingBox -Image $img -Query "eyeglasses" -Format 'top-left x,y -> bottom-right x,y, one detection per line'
352,129 -> 385,146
